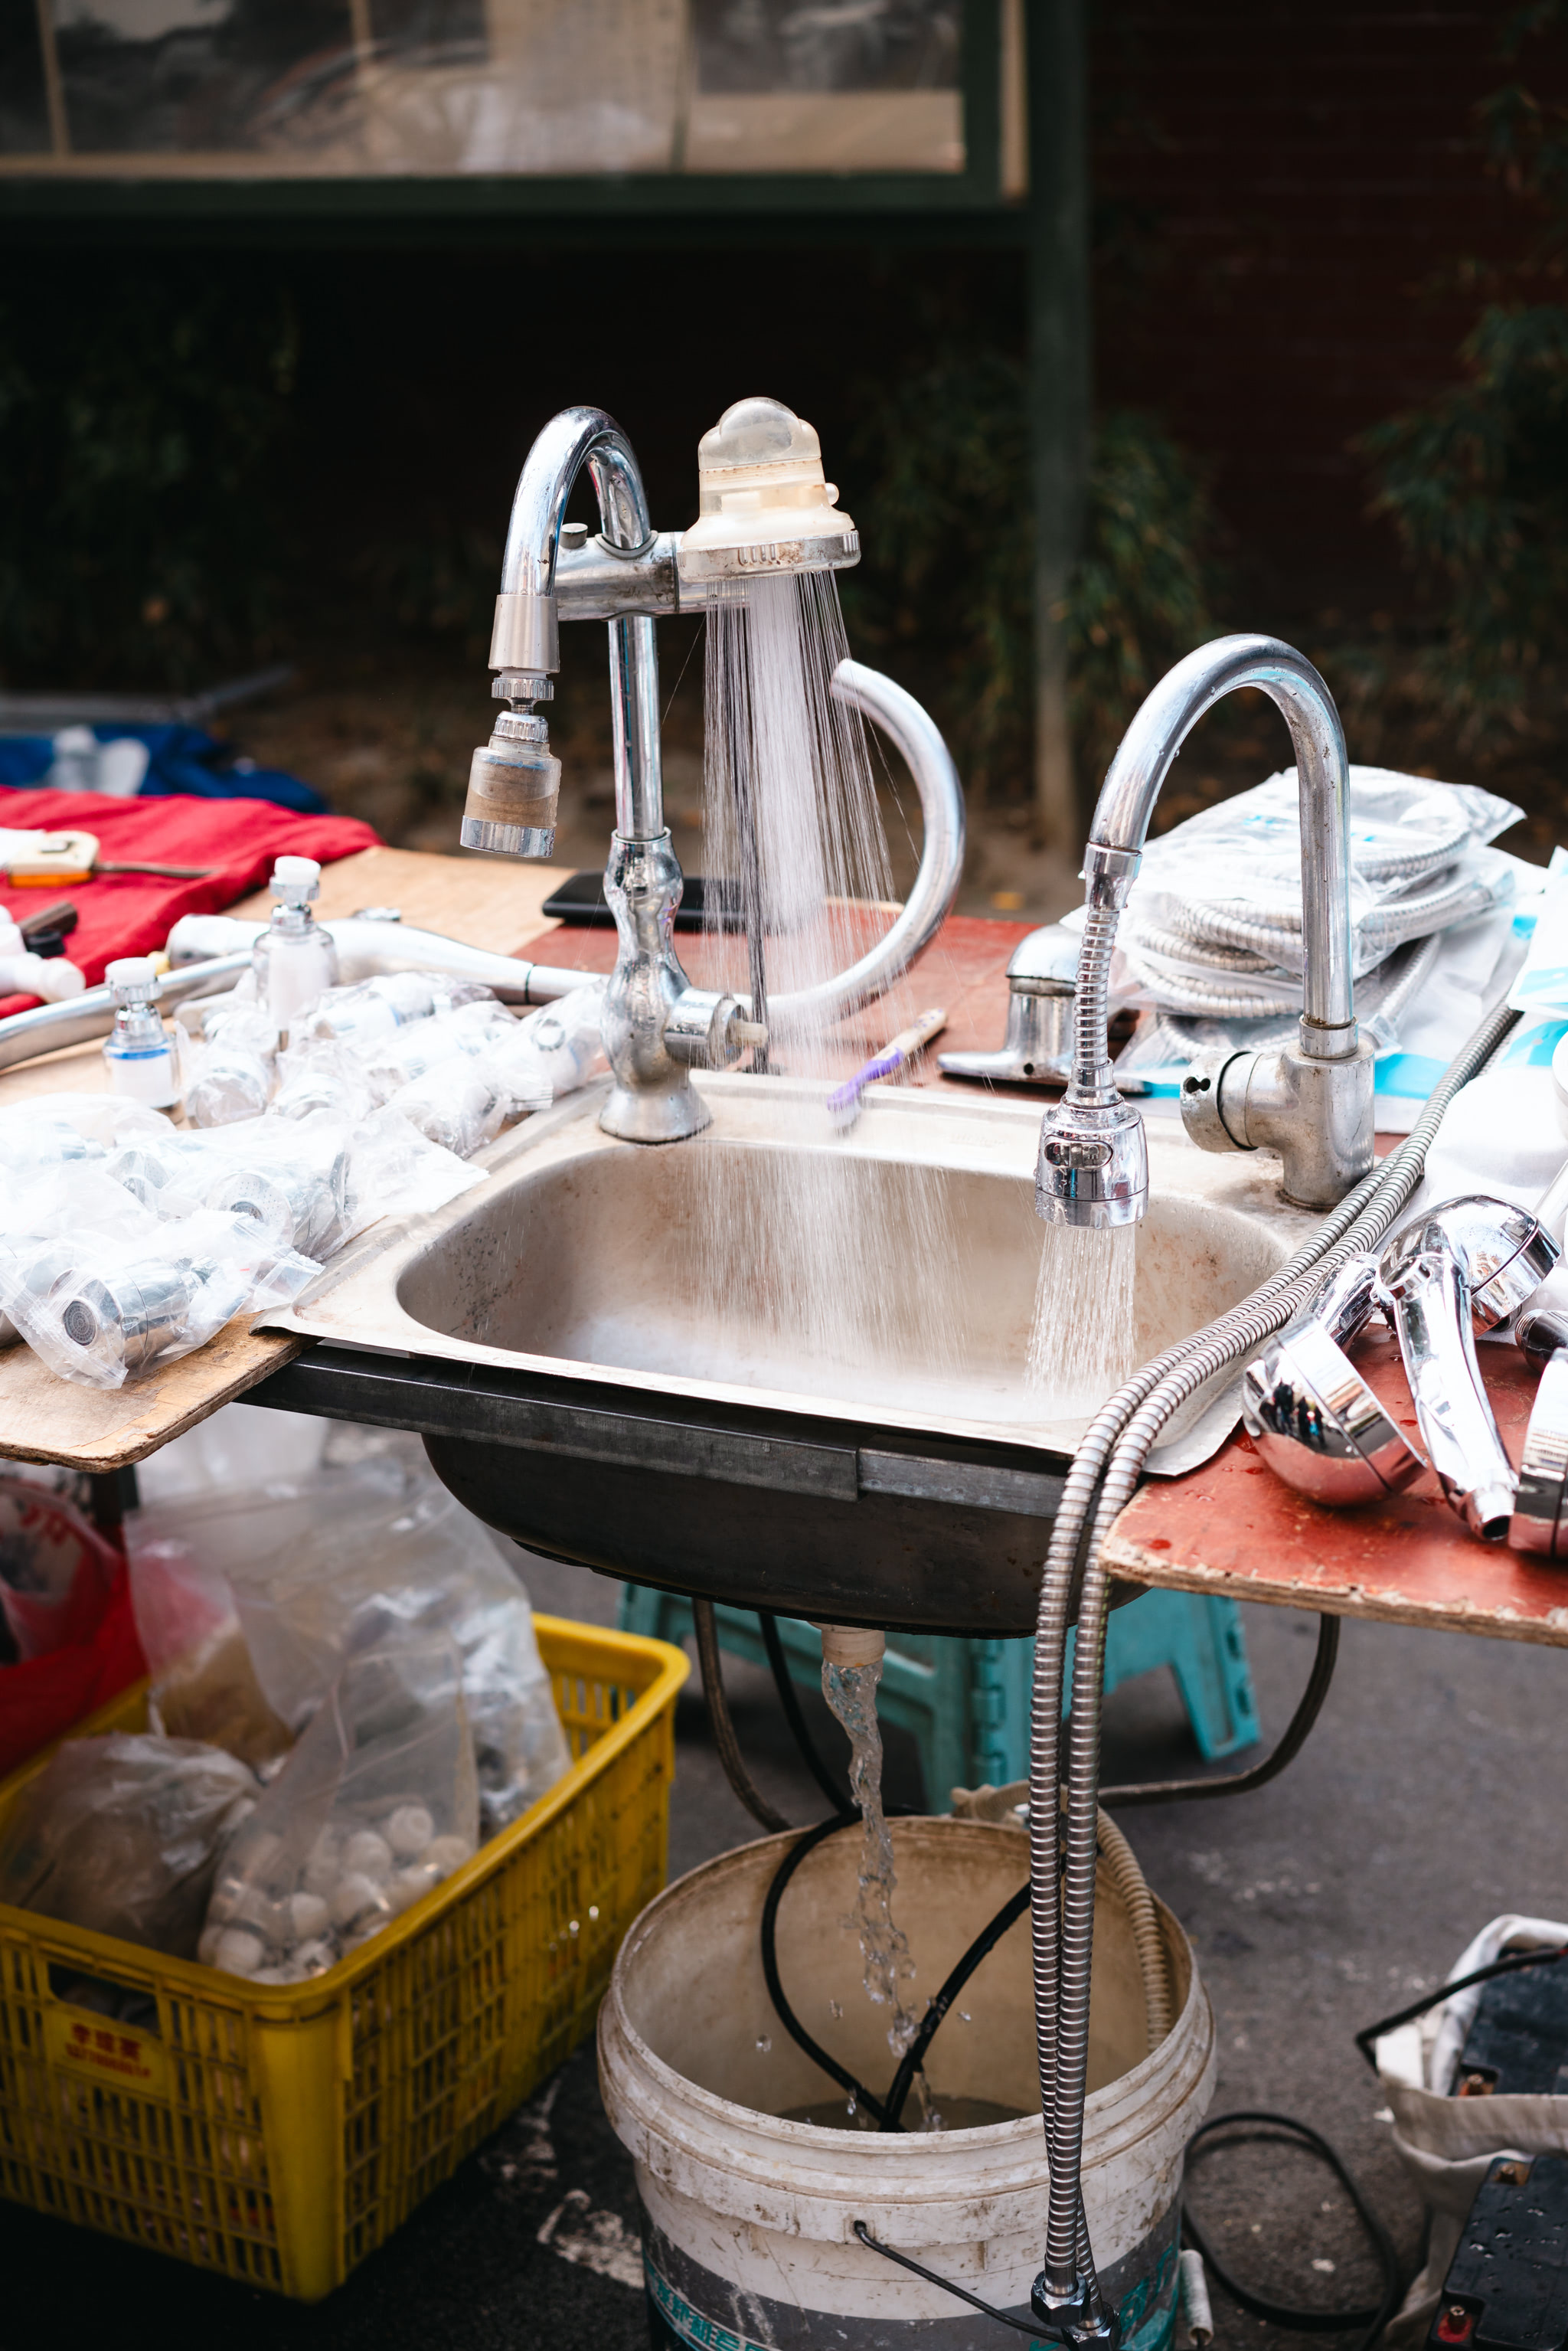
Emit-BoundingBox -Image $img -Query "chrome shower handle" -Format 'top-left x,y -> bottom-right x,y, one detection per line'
1380,1237 -> 1517,1542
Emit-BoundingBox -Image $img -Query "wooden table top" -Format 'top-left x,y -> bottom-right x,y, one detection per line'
1105,1329 -> 1566,1649
0,848 -> 570,1472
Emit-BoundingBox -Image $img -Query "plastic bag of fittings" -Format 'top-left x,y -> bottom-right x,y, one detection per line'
129,1455 -> 570,1833
361,994 -> 514,1095
183,1001 -> 279,1129
0,1731 -> 258,1958
482,983 -> 606,1115
384,1060 -> 508,1158
1108,768 -> 1524,1015
200,1635 -> 479,1980
0,1195 -> 320,1388
302,970 -> 492,1049
1374,1912 -> 1568,2345
269,1035 -> 381,1123
127,1529 -> 293,1767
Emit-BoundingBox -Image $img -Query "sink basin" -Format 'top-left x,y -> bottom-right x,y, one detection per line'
262,1076 -> 1314,1633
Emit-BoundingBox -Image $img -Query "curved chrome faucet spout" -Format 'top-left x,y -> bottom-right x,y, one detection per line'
1037,635 -> 1377,1226
459,401 -> 966,1144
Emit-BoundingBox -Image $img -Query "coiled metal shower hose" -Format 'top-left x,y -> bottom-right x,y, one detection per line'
1027,993 -> 1521,2321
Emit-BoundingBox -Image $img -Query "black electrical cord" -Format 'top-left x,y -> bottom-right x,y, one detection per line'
1102,1612 -> 1341,1810
692,1596 -> 793,1833
1183,2112 -> 1402,2351
1354,1943 -> 1568,2072
880,1882 -> 1031,2131
851,2220 -> 1040,2336
757,1609 -> 851,1813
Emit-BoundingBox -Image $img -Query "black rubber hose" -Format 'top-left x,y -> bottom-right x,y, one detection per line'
1101,1613 -> 1341,1810
880,1882 -> 1031,2131
760,1816 -> 895,2126
692,1595 -> 792,1834
1183,2111 -> 1402,2351
1354,1943 -> 1568,2072
758,1609 -> 851,1813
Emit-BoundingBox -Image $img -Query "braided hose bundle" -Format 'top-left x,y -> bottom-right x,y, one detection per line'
1027,993 -> 1520,2308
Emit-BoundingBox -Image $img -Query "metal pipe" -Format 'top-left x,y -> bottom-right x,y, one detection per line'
0,920 -> 599,1075
743,660 -> 965,1035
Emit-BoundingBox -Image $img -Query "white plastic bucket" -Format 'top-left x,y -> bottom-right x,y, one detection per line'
599,1818 -> 1215,2350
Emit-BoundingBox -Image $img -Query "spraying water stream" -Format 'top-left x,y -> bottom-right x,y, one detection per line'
691,568 -> 960,1385
1026,1222 -> 1138,1413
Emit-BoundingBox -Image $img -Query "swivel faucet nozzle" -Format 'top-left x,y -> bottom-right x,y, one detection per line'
1037,636 -> 1376,1229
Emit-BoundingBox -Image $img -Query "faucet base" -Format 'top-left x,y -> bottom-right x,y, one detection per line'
1181,1036 -> 1376,1210
599,1076 -> 713,1145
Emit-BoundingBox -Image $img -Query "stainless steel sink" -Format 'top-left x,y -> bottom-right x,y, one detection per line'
261,1076 -> 1314,1633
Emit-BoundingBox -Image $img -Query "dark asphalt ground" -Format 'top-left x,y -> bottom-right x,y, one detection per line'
5,1542 -> 1566,2351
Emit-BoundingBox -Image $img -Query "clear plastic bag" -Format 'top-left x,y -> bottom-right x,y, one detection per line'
270,1035 -> 381,1123
482,983 -> 606,1114
385,1061 -> 508,1158
0,1191 -> 320,1388
360,996 -> 512,1094
0,1731 -> 257,1957
1114,767 -> 1522,1012
185,1003 -> 279,1130
127,1525 -> 294,1767
129,1454 -> 571,1836
201,1636 -> 479,1979
303,971 -> 489,1048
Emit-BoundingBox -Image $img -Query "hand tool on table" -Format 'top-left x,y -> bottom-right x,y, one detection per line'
827,1005 -> 948,1131
0,829 -> 214,884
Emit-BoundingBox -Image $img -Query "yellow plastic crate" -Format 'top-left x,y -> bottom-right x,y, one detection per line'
0,1614 -> 688,2300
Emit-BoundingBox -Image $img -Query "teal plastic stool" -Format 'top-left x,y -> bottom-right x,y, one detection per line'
614,1587 -> 1259,1807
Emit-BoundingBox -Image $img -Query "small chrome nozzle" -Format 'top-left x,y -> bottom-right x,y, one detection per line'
460,708 -> 563,860
1035,1097 -> 1148,1229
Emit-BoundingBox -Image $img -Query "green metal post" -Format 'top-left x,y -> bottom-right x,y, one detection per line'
1027,0 -> 1091,852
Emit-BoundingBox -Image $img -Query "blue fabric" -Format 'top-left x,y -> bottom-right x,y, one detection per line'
0,723 -> 325,814
0,737 -> 54,787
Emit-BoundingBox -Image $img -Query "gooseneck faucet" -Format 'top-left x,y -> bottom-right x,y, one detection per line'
1036,636 -> 1377,1225
459,397 -> 965,1144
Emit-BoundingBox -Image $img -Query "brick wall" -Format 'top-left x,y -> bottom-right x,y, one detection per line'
1091,2 -> 1548,612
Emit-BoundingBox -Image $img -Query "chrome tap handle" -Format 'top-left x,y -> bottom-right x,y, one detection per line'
1380,1234 -> 1517,1541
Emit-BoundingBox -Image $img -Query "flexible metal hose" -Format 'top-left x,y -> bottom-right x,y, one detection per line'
1030,994 -> 1520,2310
1093,1805 -> 1174,2051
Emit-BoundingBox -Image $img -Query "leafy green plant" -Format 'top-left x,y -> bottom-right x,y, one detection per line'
843,346 -> 1217,801
0,269 -> 297,691
1360,3 -> 1568,730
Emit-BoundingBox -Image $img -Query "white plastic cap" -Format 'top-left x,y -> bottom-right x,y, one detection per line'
271,855 -> 322,904
106,955 -> 160,1001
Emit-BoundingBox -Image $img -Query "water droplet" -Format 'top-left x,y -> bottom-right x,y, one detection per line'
959,2010 -> 972,2024
755,2035 -> 772,2054
845,2095 -> 858,2119
828,1999 -> 842,2020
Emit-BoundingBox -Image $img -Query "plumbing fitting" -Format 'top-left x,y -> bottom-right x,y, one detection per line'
939,922 -> 1079,1087
812,1623 -> 886,1670
1242,1254 -> 1426,1506
1038,637 -> 1375,1228
1379,1197 -> 1557,1542
458,400 -> 962,1143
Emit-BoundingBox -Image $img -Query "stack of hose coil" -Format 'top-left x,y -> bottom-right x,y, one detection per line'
1116,766 -> 1521,1024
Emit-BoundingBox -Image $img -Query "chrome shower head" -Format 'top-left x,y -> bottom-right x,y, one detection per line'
1242,1255 -> 1426,1506
676,397 -> 859,588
